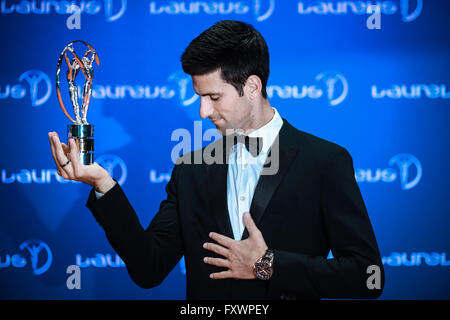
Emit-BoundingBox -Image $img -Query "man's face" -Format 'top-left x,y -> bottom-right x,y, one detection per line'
192,69 -> 253,136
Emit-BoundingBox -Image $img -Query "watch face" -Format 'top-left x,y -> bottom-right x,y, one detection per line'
255,262 -> 273,280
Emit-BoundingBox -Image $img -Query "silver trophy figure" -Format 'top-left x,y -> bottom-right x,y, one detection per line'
56,40 -> 100,165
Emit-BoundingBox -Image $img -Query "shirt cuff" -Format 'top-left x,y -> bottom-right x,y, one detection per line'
95,190 -> 105,199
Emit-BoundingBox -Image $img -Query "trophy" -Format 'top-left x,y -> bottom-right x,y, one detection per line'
56,40 -> 100,165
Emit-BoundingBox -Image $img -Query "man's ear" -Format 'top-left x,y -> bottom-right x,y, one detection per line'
244,75 -> 263,100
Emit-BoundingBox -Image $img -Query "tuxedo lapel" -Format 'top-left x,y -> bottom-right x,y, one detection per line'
205,119 -> 299,241
242,119 -> 298,240
205,139 -> 234,239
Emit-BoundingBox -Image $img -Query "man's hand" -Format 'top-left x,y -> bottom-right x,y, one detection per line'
48,131 -> 116,193
203,212 -> 268,279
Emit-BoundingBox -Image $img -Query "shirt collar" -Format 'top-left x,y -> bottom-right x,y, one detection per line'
243,107 -> 283,154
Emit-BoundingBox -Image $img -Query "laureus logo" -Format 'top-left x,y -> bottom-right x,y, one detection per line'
297,0 -> 423,23
104,0 -> 127,22
267,72 -> 349,106
253,0 -> 275,21
315,72 -> 349,106
388,153 -> 422,190
0,70 -> 51,107
400,0 -> 422,22
169,71 -> 199,107
19,70 -> 52,106
96,154 -> 127,186
356,153 -> 422,190
0,240 -> 53,275
0,0 -> 127,22
19,240 -> 53,275
149,0 -> 275,21
168,71 -> 203,121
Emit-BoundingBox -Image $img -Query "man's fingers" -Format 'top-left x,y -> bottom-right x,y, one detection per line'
51,134 -> 66,163
52,135 -> 74,177
243,212 -> 260,236
203,257 -> 230,268
48,133 -> 60,168
209,232 -> 235,249
210,270 -> 233,280
49,133 -> 64,171
61,142 -> 69,155
203,242 -> 230,258
67,138 -> 82,177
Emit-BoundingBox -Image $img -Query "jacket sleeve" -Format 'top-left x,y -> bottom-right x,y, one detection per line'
85,163 -> 183,289
267,148 -> 384,299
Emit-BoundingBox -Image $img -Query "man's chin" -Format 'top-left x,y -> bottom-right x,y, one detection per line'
216,126 -> 236,136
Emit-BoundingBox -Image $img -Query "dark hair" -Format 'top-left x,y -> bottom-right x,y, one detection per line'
181,20 -> 269,99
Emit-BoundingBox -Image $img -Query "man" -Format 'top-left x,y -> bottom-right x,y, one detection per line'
48,20 -> 384,299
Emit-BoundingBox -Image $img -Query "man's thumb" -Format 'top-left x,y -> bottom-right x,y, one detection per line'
243,212 -> 258,235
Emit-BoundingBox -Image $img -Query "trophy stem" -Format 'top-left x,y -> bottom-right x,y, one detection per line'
68,124 -> 94,165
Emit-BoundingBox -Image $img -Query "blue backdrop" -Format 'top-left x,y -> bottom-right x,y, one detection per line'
1,0 -> 449,299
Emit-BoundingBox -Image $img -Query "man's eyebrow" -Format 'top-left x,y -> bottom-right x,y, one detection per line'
192,86 -> 222,96
196,92 -> 222,96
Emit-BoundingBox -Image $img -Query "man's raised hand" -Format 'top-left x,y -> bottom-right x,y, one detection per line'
48,131 -> 116,193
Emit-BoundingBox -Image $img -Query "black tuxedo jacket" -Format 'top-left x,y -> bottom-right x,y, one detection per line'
86,118 -> 384,300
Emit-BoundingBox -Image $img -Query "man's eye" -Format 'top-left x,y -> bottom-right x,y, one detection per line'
210,97 -> 220,101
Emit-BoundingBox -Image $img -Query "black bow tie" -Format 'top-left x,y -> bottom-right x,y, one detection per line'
229,134 -> 263,157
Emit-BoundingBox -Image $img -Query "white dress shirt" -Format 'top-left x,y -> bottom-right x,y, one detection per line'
95,107 -> 284,242
227,107 -> 283,240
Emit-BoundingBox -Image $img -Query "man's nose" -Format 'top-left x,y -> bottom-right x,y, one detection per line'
199,98 -> 214,119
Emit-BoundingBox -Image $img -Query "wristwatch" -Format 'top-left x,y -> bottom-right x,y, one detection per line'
253,249 -> 274,280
